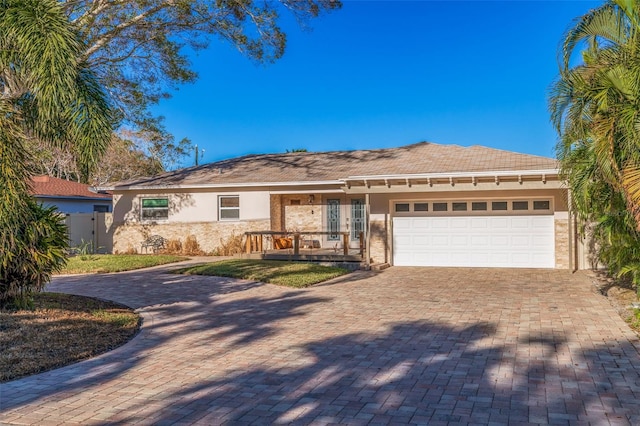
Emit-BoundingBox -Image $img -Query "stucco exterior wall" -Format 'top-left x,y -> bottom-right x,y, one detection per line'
112,189 -> 271,254
113,190 -> 270,224
113,219 -> 270,254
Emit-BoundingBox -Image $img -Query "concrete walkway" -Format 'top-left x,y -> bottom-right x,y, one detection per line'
2,264 -> 640,425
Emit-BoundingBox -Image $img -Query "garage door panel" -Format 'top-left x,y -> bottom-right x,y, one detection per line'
511,235 -> 531,247
470,218 -> 489,228
430,218 -> 451,228
393,215 -> 554,268
470,235 -> 489,246
411,218 -> 430,229
531,216 -> 552,228
450,218 -> 469,229
532,235 -> 553,246
510,217 -> 530,228
491,235 -> 509,247
451,235 -> 469,246
490,218 -> 509,229
432,235 -> 449,245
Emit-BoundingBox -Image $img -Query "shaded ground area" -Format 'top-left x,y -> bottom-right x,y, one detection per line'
1,266 -> 640,425
0,293 -> 139,382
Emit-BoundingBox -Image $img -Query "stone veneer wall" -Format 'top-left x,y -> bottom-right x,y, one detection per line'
113,219 -> 270,254
369,218 -> 388,264
281,194 -> 323,232
554,217 -> 569,269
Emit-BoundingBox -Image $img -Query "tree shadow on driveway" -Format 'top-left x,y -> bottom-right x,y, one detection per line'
0,271 -> 331,414
112,320 -> 640,425
3,268 -> 640,425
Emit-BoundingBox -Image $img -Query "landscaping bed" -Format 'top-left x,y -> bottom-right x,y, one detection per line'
0,293 -> 140,382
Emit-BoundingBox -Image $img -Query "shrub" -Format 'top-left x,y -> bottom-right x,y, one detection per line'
0,201 -> 68,309
214,233 -> 244,256
164,239 -> 182,254
183,235 -> 203,255
124,245 -> 137,255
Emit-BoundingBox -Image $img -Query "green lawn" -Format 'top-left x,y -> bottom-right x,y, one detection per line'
176,259 -> 350,288
61,254 -> 187,274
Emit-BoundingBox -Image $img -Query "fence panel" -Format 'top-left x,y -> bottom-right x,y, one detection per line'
63,212 -> 113,253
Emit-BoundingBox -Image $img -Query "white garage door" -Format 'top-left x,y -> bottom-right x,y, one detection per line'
393,216 -> 555,268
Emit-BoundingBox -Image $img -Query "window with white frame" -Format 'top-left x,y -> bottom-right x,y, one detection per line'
219,195 -> 240,220
141,198 -> 169,220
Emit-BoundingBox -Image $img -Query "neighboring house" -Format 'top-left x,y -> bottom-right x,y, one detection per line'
31,175 -> 112,213
101,142 -> 580,269
31,175 -> 113,252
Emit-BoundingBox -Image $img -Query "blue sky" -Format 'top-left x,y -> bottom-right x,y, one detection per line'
153,0 -> 601,166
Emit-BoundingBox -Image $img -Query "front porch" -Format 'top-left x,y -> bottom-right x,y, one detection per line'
242,231 -> 365,262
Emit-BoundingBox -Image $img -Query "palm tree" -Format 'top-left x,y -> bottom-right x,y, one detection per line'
0,0 -> 113,307
549,0 -> 640,285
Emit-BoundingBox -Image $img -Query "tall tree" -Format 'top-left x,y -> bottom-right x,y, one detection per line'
549,0 -> 640,284
0,0 -> 113,306
60,0 -> 341,151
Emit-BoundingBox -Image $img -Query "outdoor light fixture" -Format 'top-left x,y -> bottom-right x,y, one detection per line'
308,195 -> 315,205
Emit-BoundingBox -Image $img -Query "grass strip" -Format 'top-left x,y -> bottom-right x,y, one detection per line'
176,259 -> 349,288
61,254 -> 187,274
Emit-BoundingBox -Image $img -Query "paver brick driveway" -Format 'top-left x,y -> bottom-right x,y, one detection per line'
2,263 -> 640,425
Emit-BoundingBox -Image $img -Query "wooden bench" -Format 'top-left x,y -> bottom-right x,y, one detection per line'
141,235 -> 166,253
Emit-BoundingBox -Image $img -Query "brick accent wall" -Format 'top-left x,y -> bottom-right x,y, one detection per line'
555,218 -> 569,269
113,219 -> 270,254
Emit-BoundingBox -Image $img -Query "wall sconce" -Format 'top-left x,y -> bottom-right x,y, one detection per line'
308,194 -> 315,214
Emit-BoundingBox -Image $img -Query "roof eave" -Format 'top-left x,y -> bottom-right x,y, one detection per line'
343,169 -> 560,181
99,180 -> 346,192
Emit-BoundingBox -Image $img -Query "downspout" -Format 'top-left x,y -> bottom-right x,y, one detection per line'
365,192 -> 371,268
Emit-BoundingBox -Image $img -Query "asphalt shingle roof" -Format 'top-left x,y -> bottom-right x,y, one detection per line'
31,176 -> 112,199
111,142 -> 557,189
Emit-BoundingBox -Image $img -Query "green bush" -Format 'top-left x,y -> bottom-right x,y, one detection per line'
0,200 -> 68,309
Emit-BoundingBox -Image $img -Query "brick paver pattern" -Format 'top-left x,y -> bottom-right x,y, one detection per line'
2,262 -> 640,425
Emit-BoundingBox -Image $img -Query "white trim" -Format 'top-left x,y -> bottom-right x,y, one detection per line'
343,169 -> 559,181
97,180 -> 344,191
218,195 -> 240,221
269,189 -> 344,195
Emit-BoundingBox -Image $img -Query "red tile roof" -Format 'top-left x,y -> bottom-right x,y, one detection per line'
30,176 -> 111,199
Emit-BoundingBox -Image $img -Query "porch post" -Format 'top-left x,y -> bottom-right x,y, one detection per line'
365,192 -> 371,267
293,233 -> 300,255
245,233 -> 251,254
342,233 -> 348,255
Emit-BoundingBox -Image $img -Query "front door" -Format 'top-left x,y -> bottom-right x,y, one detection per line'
350,199 -> 365,247
325,198 -> 366,249
327,199 -> 341,241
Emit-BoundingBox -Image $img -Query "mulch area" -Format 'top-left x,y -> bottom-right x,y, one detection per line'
0,293 -> 140,382
589,271 -> 640,334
